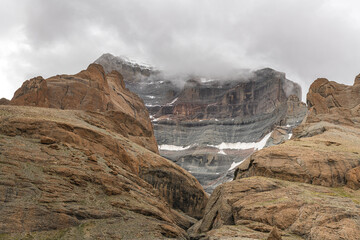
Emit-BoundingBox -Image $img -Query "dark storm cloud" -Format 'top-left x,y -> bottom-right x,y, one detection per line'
1,0 -> 360,100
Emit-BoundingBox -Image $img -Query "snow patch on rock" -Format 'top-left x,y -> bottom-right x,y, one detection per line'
209,131 -> 273,151
229,160 -> 245,171
159,144 -> 192,151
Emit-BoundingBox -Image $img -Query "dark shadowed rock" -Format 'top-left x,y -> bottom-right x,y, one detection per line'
0,98 -> 10,105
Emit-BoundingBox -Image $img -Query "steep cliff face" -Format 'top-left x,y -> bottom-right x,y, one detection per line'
1,64 -> 208,239
156,68 -> 296,121
155,72 -> 306,192
94,53 -> 159,83
191,75 -> 360,240
235,76 -> 360,187
95,53 -> 180,109
95,53 -> 307,193
154,69 -> 304,146
11,64 -> 157,153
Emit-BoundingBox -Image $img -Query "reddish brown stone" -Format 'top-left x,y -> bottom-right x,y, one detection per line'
10,64 -> 158,153
0,98 -> 10,105
267,227 -> 282,240
193,75 -> 360,240
40,136 -> 56,144
0,64 -> 208,238
346,166 -> 360,190
88,154 -> 97,162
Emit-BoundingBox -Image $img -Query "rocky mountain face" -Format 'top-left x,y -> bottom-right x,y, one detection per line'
94,53 -> 159,83
0,98 -> 10,105
190,75 -> 360,239
0,64 -> 208,239
95,53 -> 307,193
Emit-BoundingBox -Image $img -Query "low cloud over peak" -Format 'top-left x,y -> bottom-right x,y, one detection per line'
1,0 -> 360,100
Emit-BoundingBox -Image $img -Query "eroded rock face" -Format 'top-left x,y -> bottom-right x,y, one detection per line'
94,53 -> 307,193
155,69 -> 300,121
0,98 -> 10,105
235,76 -> 360,188
10,64 -> 157,153
306,77 -> 360,126
0,107 -> 196,239
346,166 -> 360,190
191,177 -> 360,240
95,53 -> 159,84
235,122 -> 360,187
0,65 -> 208,238
154,70 -> 306,192
192,75 -> 360,239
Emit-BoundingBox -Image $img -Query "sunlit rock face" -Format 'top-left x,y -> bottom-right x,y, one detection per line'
95,53 -> 307,193
189,75 -> 360,240
1,64 -> 208,239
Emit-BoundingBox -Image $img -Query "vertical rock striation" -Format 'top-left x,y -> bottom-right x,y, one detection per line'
191,74 -> 360,240
95,53 -> 307,193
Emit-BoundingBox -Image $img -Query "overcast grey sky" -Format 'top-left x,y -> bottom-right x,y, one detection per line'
1,0 -> 360,100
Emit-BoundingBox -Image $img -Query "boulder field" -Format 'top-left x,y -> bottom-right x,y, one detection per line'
190,76 -> 360,239
0,64 -> 208,239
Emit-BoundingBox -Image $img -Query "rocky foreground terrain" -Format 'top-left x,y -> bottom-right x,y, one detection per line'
0,64 -> 208,239
95,53 -> 307,192
189,75 -> 360,239
1,56 -> 359,239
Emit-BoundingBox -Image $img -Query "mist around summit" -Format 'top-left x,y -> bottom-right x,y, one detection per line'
1,1 -> 360,239
1,0 -> 360,101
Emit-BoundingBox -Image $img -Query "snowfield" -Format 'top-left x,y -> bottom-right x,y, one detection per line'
158,144 -> 192,151
157,132 -> 273,152
208,131 -> 273,151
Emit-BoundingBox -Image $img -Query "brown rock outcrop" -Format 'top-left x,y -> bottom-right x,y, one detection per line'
0,64 -> 208,238
346,166 -> 360,190
10,64 -> 157,153
192,177 -> 360,240
0,98 -> 10,105
267,227 -> 282,240
235,121 -> 360,187
193,75 -> 360,239
306,76 -> 360,126
235,76 -> 360,188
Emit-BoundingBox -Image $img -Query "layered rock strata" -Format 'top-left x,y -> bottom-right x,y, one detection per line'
236,77 -> 360,188
190,177 -> 360,240
191,75 -> 360,239
0,64 -> 208,239
95,53 -> 307,193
